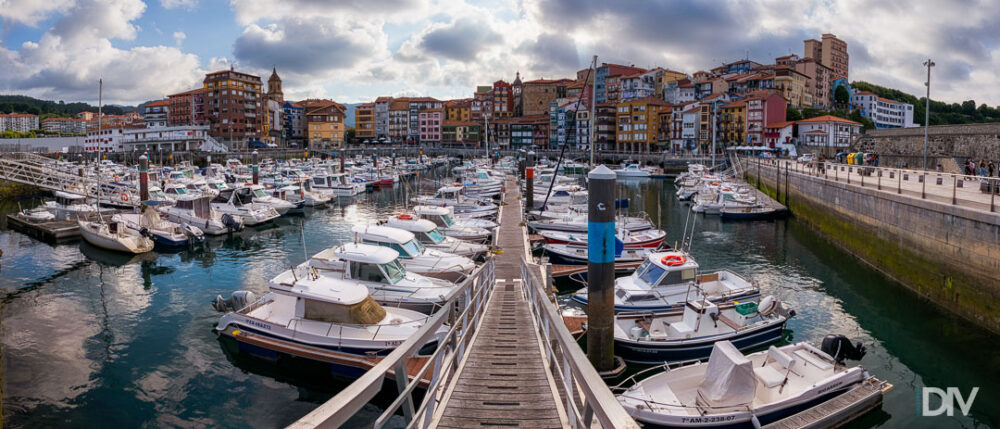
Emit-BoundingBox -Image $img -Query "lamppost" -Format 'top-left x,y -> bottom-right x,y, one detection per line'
923,58 -> 935,171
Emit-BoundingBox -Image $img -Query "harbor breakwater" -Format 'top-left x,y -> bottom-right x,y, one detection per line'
746,159 -> 1000,334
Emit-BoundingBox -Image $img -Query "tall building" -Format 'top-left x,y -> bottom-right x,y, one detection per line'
388,98 -> 410,142
850,90 -> 916,129
203,67 -> 264,148
282,102 -> 305,143
300,99 -> 346,149
594,63 -> 646,104
804,33 -> 848,80
615,96 -> 670,153
0,113 -> 39,132
491,80 -> 513,118
418,108 -> 443,144
445,99 -> 472,122
512,72 -> 524,116
471,86 -> 491,122
774,66 -> 810,108
408,97 -> 442,142
745,91 -> 788,147
593,103 -> 617,152
167,88 -> 206,126
521,78 -> 573,116
374,96 -> 393,140
355,103 -> 375,141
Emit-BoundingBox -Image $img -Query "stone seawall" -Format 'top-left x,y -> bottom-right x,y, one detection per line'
748,160 -> 1000,334
854,123 -> 1000,169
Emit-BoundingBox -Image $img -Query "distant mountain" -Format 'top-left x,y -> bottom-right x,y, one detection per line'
851,81 -> 1000,126
0,95 -> 136,117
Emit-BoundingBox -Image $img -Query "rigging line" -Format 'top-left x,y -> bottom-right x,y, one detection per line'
540,64 -> 594,213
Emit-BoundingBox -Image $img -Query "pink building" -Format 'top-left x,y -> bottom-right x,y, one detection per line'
418,109 -> 443,143
745,91 -> 788,147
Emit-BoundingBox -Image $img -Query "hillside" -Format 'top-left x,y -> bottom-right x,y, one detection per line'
850,81 -> 1000,126
0,95 -> 134,117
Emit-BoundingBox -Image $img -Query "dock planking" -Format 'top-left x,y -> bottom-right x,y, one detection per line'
763,378 -> 891,429
435,177 -> 565,429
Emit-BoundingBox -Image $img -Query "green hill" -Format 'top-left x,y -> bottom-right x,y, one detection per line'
0,95 -> 134,117
850,81 -> 1000,125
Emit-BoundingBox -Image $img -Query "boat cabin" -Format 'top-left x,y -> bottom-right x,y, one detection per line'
414,206 -> 455,228
352,225 -> 424,259
163,184 -> 190,197
385,215 -> 446,244
308,243 -> 409,286
173,195 -> 213,218
53,191 -> 87,206
269,270 -> 387,325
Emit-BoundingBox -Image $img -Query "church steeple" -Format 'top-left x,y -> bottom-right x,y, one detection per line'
267,66 -> 283,103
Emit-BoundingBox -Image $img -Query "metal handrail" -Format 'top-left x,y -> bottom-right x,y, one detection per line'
520,259 -> 640,429
286,258 -> 495,429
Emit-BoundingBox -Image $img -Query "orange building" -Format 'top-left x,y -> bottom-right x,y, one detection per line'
615,96 -> 670,153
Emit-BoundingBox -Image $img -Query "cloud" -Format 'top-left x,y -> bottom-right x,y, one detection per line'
1,0 -> 203,104
0,0 -> 75,26
227,0 -> 425,25
417,20 -> 501,61
161,0 -> 198,9
173,31 -> 186,46
519,33 -> 580,75
232,18 -> 385,76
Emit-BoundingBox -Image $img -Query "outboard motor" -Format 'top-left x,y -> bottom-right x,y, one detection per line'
213,290 -> 257,312
221,214 -> 243,232
821,334 -> 867,363
182,223 -> 205,243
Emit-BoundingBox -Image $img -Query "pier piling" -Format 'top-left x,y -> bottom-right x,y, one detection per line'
586,165 -> 617,373
526,151 -> 535,209
139,153 -> 149,201
252,150 -> 259,185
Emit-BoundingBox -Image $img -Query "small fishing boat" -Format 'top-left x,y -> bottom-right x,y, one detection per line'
44,191 -> 107,221
17,206 -> 56,222
384,214 -> 489,258
537,228 -> 666,248
413,205 -> 494,242
614,163 -> 653,178
157,195 -> 244,235
614,296 -> 792,364
215,267 -> 445,367
411,185 -> 498,218
352,225 -> 477,282
78,218 -> 155,254
616,338 -> 872,428
210,188 -> 281,226
542,242 -> 655,265
720,206 -> 786,220
113,209 -> 203,247
571,250 -> 760,313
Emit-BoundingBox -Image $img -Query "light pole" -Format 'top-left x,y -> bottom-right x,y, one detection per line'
923,58 -> 934,171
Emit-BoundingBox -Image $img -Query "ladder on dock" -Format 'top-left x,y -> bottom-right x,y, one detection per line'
289,177 -> 638,429
0,152 -> 138,207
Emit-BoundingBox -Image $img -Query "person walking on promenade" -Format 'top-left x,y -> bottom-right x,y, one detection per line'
964,159 -> 972,177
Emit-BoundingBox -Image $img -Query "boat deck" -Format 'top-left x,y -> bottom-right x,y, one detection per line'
434,177 -> 566,428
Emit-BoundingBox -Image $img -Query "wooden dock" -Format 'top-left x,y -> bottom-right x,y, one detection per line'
435,177 -> 566,428
6,214 -> 80,241
763,377 -> 891,429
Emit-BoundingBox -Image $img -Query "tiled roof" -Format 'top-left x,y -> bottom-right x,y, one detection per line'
723,100 -> 746,108
797,115 -> 861,125
523,78 -> 574,85
767,121 -> 795,128
804,130 -> 827,134
622,96 -> 670,107
147,100 -> 170,107
167,88 -> 206,97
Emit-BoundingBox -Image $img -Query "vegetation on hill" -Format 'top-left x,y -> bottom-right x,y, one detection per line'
0,95 -> 132,117
850,81 -> 1000,125
787,106 -> 875,130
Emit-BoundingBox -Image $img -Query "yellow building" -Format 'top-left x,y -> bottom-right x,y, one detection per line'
355,102 -> 375,140
300,99 -> 346,149
720,100 -> 746,145
445,99 -> 472,122
775,66 -> 810,108
615,96 -> 671,153
654,68 -> 688,99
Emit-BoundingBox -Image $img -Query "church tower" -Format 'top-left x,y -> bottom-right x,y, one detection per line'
267,66 -> 284,103
512,71 -> 523,117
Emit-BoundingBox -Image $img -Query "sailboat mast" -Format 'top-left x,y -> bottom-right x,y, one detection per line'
589,55 -> 597,167
97,78 -> 102,202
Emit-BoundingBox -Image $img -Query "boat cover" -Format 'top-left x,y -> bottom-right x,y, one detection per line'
696,341 -> 756,408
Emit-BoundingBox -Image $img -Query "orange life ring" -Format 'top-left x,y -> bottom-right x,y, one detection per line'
397,214 -> 414,220
121,193 -> 129,202
661,254 -> 686,266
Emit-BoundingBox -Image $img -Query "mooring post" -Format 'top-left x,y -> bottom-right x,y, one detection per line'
921,174 -> 926,199
340,151 -> 346,173
518,149 -> 526,180
526,151 -> 535,210
587,164 -> 616,373
952,175 -> 957,205
252,150 -> 259,185
139,152 -> 149,201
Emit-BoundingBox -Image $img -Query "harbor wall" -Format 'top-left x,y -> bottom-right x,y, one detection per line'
748,161 -> 1000,334
853,123 -> 1000,170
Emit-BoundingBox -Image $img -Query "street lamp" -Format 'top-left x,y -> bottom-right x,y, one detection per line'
923,59 -> 934,171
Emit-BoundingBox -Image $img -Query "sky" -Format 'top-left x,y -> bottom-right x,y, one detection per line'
1,0 -> 998,106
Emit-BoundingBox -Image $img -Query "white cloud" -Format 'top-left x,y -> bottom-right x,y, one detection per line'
173,31 -> 186,46
0,0 -> 75,26
161,0 -> 197,9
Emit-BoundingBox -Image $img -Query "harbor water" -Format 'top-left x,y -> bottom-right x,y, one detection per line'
1,177 -> 997,428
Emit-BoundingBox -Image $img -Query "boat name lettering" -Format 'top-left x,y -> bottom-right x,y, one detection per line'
243,318 -> 272,330
817,381 -> 842,395
680,415 -> 736,423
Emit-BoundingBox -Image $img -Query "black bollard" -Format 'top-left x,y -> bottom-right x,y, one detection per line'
139,153 -> 149,201
252,150 -> 259,185
526,150 -> 536,209
587,164 -> 616,372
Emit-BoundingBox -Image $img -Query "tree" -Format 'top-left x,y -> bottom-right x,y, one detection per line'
850,110 -> 875,130
834,85 -> 850,107
786,106 -> 803,121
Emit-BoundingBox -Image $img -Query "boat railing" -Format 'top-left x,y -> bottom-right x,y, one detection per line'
521,258 -> 640,429
286,258 -> 496,429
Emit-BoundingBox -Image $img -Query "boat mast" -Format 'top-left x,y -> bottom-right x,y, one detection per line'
96,78 -> 104,222
589,55 -> 597,167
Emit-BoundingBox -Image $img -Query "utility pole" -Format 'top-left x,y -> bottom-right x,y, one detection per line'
923,59 -> 935,171
590,55 -> 598,167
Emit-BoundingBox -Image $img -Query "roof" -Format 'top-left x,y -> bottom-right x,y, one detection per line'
855,91 -> 876,96
722,100 -> 746,108
375,96 -> 393,102
797,115 -> 861,125
408,97 -> 440,103
523,78 -> 574,85
147,100 -> 170,107
269,269 -> 370,305
352,225 -> 416,244
804,130 -> 827,134
168,88 -> 206,97
766,121 -> 795,128
318,243 -> 398,264
877,97 -> 902,104
0,113 -> 38,117
622,96 -> 670,107
386,216 -> 436,232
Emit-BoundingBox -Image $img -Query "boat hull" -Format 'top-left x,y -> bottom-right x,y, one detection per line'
570,289 -> 761,313
614,319 -> 786,364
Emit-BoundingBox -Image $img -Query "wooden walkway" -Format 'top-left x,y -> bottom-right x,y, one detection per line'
435,177 -> 566,428
763,378 -> 891,429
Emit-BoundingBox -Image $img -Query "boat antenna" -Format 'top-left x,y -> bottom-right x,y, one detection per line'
541,63 -> 594,212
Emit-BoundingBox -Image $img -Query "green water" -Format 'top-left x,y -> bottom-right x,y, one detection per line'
0,177 -> 997,428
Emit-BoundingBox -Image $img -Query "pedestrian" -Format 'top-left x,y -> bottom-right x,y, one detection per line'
964,159 -> 972,177
989,161 -> 996,178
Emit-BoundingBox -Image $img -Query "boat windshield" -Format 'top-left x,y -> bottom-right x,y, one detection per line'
637,260 -> 666,286
214,182 -> 227,190
425,229 -> 445,244
440,214 -> 454,227
399,239 -> 424,256
150,190 -> 166,199
380,260 -> 406,283
252,188 -> 268,198
174,187 -> 187,194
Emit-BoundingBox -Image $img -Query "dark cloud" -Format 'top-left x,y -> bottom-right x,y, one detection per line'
233,19 -> 372,75
418,21 -> 501,61
520,33 -> 581,74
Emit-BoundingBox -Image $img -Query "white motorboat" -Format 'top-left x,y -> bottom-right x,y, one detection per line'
216,267 -> 445,364
157,195 -> 243,235
44,191 -> 106,221
78,218 -> 154,254
527,212 -> 654,233
571,250 -> 760,313
413,205 -> 494,242
614,163 -> 653,178
247,184 -> 296,215
17,206 -> 55,222
311,173 -> 366,196
302,243 -> 457,314
113,209 -> 203,247
617,340 -> 872,427
210,188 -> 281,226
411,185 -> 498,218
384,214 -> 488,258
352,225 -> 477,282
614,296 -> 791,364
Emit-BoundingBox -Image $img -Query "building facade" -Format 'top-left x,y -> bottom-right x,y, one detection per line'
804,33 -> 849,80
615,96 -> 670,153
745,92 -> 788,147
521,79 -> 573,116
797,115 -> 861,148
355,103 -> 375,141
203,68 -> 264,148
282,102 -> 305,143
850,90 -> 916,129
418,109 -> 443,143
301,99 -> 346,149
0,114 -> 39,132
167,88 -> 206,126
143,100 -> 170,128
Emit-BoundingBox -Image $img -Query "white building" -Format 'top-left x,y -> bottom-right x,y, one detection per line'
664,80 -> 697,104
143,101 -> 170,128
0,114 -> 39,132
796,115 -> 862,148
850,90 -> 915,129
679,105 -> 699,151
575,109 -> 591,152
84,125 -> 223,153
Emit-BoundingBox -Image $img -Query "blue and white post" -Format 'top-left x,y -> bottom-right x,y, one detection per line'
587,164 -> 616,372
251,150 -> 259,185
